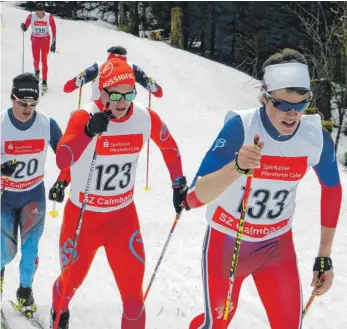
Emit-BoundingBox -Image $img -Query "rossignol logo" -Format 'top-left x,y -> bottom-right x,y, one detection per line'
102,73 -> 135,88
100,62 -> 113,78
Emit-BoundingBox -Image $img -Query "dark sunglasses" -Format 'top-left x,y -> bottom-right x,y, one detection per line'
265,92 -> 312,113
103,88 -> 137,102
12,93 -> 39,107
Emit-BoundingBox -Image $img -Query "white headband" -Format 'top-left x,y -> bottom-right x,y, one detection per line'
263,62 -> 310,92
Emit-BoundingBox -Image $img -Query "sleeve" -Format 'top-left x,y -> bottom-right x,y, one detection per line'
63,62 -> 99,93
186,114 -> 245,208
49,14 -> 56,39
313,129 -> 342,228
148,109 -> 183,181
132,64 -> 163,98
56,110 -> 93,170
24,14 -> 32,29
49,118 -> 71,184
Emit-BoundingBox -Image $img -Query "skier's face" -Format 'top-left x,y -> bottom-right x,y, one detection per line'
12,95 -> 38,122
263,89 -> 310,135
101,84 -> 136,119
36,10 -> 44,18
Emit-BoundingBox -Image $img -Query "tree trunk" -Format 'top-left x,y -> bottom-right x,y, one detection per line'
199,2 -> 208,54
114,1 -> 119,26
170,7 -> 183,49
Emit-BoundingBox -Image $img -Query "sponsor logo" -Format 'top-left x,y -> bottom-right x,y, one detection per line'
96,134 -> 143,155
79,188 -> 134,208
254,155 -> 307,181
212,138 -> 226,151
0,175 -> 44,190
100,61 -> 113,78
31,208 -> 40,215
160,123 -> 170,141
212,206 -> 290,239
5,139 -> 45,155
102,73 -> 135,88
34,21 -> 47,26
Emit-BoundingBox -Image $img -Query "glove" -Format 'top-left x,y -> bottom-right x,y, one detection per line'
49,180 -> 68,203
21,23 -> 27,32
146,77 -> 158,93
1,160 -> 17,177
85,110 -> 113,137
75,73 -> 86,88
172,176 -> 190,214
50,38 -> 56,53
313,256 -> 333,276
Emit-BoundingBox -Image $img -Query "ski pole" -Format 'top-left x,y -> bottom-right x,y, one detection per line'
145,91 -> 152,191
77,73 -> 85,110
22,31 -> 24,73
53,104 -> 111,328
222,135 -> 259,326
49,201 -> 59,218
1,15 -> 5,28
144,210 -> 182,301
302,262 -> 325,317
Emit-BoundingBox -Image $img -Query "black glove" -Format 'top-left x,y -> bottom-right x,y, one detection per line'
172,176 -> 190,214
1,160 -> 18,177
313,256 -> 333,275
50,38 -> 56,53
49,180 -> 68,203
85,110 -> 113,137
21,23 -> 27,32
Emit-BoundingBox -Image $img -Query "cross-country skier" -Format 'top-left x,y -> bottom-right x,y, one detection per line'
50,58 -> 187,329
0,73 -> 70,318
185,49 -> 342,329
63,45 -> 163,101
21,2 -> 57,93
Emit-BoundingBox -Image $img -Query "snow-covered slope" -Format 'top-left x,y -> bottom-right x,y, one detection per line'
1,3 -> 346,329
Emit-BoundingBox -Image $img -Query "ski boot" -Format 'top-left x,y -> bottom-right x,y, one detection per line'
42,80 -> 48,94
34,69 -> 40,79
16,285 -> 37,319
50,308 -> 70,329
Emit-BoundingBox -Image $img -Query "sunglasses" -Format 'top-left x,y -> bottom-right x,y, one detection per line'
265,92 -> 312,112
103,88 -> 137,102
12,93 -> 39,107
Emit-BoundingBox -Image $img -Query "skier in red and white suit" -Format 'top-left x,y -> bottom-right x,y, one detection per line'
21,3 -> 56,89
50,58 -> 187,329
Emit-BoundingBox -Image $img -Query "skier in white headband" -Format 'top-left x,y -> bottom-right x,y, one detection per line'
185,48 -> 342,329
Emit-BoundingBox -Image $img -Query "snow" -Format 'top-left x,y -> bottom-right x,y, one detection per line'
1,3 -> 347,329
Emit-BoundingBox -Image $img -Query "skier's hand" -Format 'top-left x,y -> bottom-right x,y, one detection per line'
172,176 -> 190,214
49,180 -> 68,203
235,139 -> 264,173
311,257 -> 334,296
85,110 -> 113,137
50,38 -> 56,53
1,160 -> 18,177
146,77 -> 158,93
21,23 -> 27,32
75,73 -> 86,88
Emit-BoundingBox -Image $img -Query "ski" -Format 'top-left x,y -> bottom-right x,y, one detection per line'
1,308 -> 11,329
9,301 -> 44,329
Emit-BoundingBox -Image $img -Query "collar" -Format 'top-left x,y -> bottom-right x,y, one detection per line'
94,98 -> 134,123
8,108 -> 37,131
259,106 -> 300,142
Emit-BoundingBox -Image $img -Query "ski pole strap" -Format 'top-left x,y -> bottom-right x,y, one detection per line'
313,256 -> 333,275
234,153 -> 249,175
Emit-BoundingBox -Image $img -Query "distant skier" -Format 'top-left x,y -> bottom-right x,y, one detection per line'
185,49 -> 342,329
21,2 -> 57,93
63,45 -> 163,101
1,73 -> 69,318
50,58 -> 186,329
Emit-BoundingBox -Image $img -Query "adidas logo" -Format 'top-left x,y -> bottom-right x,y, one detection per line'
31,208 -> 40,215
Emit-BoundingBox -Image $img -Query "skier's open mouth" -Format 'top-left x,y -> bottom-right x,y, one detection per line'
282,120 -> 296,127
